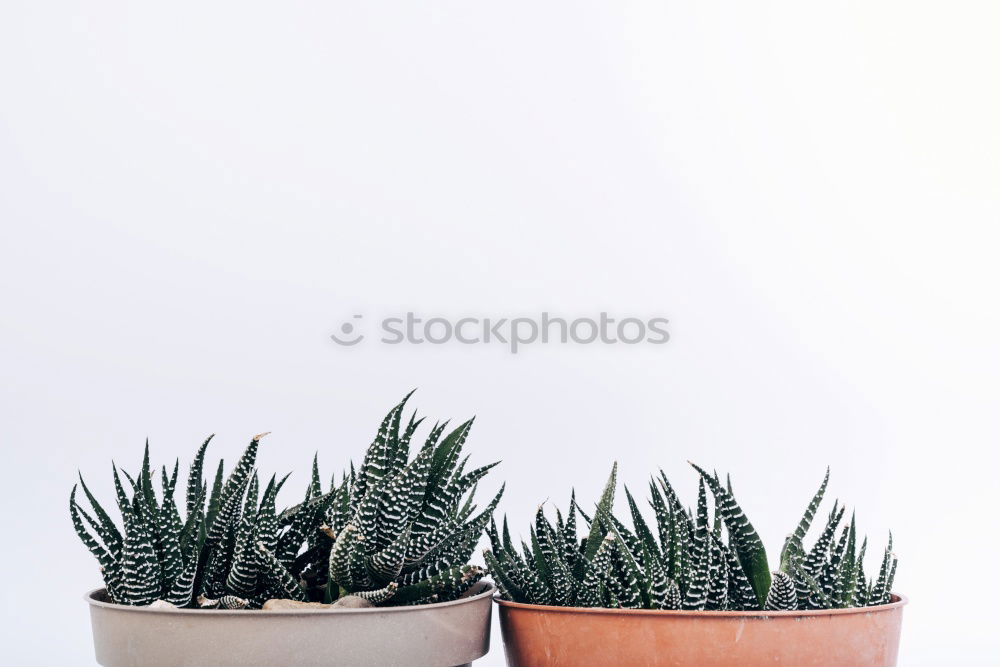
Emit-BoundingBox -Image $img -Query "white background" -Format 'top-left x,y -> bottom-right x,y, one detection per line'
2,2 -> 998,665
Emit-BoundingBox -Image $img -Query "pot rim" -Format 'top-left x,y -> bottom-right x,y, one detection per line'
494,592 -> 906,618
85,581 -> 496,616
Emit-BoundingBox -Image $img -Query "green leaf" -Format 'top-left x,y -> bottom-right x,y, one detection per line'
428,417 -> 474,491
805,503 -> 845,577
309,453 -> 322,500
256,542 -> 306,601
76,473 -> 123,555
608,527 -> 648,608
70,486 -> 115,571
780,467 -> 829,572
186,436 -> 213,518
121,510 -> 161,605
328,523 -> 362,589
219,435 -> 263,510
139,440 -> 156,512
690,463 -> 771,608
682,480 -> 710,610
354,582 -> 398,605
374,446 -> 433,551
579,533 -> 615,606
484,548 -> 522,601
869,533 -> 894,606
765,571 -> 797,610
205,460 -> 225,528
367,524 -> 411,582
392,564 -> 484,605
164,553 -> 199,607
624,486 -> 660,561
583,463 -> 617,563
356,392 -> 416,505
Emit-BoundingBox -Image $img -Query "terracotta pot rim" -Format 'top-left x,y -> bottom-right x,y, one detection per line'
494,592 -> 906,618
85,581 -> 497,616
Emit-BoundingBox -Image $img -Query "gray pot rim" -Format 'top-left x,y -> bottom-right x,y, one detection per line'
86,580 -> 497,616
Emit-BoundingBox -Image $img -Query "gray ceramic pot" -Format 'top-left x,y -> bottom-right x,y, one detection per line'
86,582 -> 495,667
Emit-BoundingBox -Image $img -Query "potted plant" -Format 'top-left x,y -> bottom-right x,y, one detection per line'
72,393 -> 502,667
487,463 -> 904,667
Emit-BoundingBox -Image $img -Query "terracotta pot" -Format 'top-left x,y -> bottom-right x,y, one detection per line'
86,582 -> 495,667
496,594 -> 906,667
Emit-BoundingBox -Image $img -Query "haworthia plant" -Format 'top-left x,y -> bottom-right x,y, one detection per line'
298,392 -> 502,606
487,463 -> 897,612
71,435 -> 313,608
71,393 -> 502,609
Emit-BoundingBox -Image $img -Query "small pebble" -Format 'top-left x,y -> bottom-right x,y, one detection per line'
331,596 -> 374,609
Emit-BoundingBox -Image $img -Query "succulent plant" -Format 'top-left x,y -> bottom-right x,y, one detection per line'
486,462 -> 896,612
290,392 -> 504,606
71,393 -> 502,609
70,434 -> 320,608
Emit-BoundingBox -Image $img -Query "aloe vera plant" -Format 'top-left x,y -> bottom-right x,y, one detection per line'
71,393 -> 502,608
487,463 -> 897,612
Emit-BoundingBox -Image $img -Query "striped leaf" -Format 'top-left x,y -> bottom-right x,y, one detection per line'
765,571 -> 797,610
780,467 -> 829,572
690,463 -> 771,609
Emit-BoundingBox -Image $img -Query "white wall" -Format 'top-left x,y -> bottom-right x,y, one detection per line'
1,2 -> 997,665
